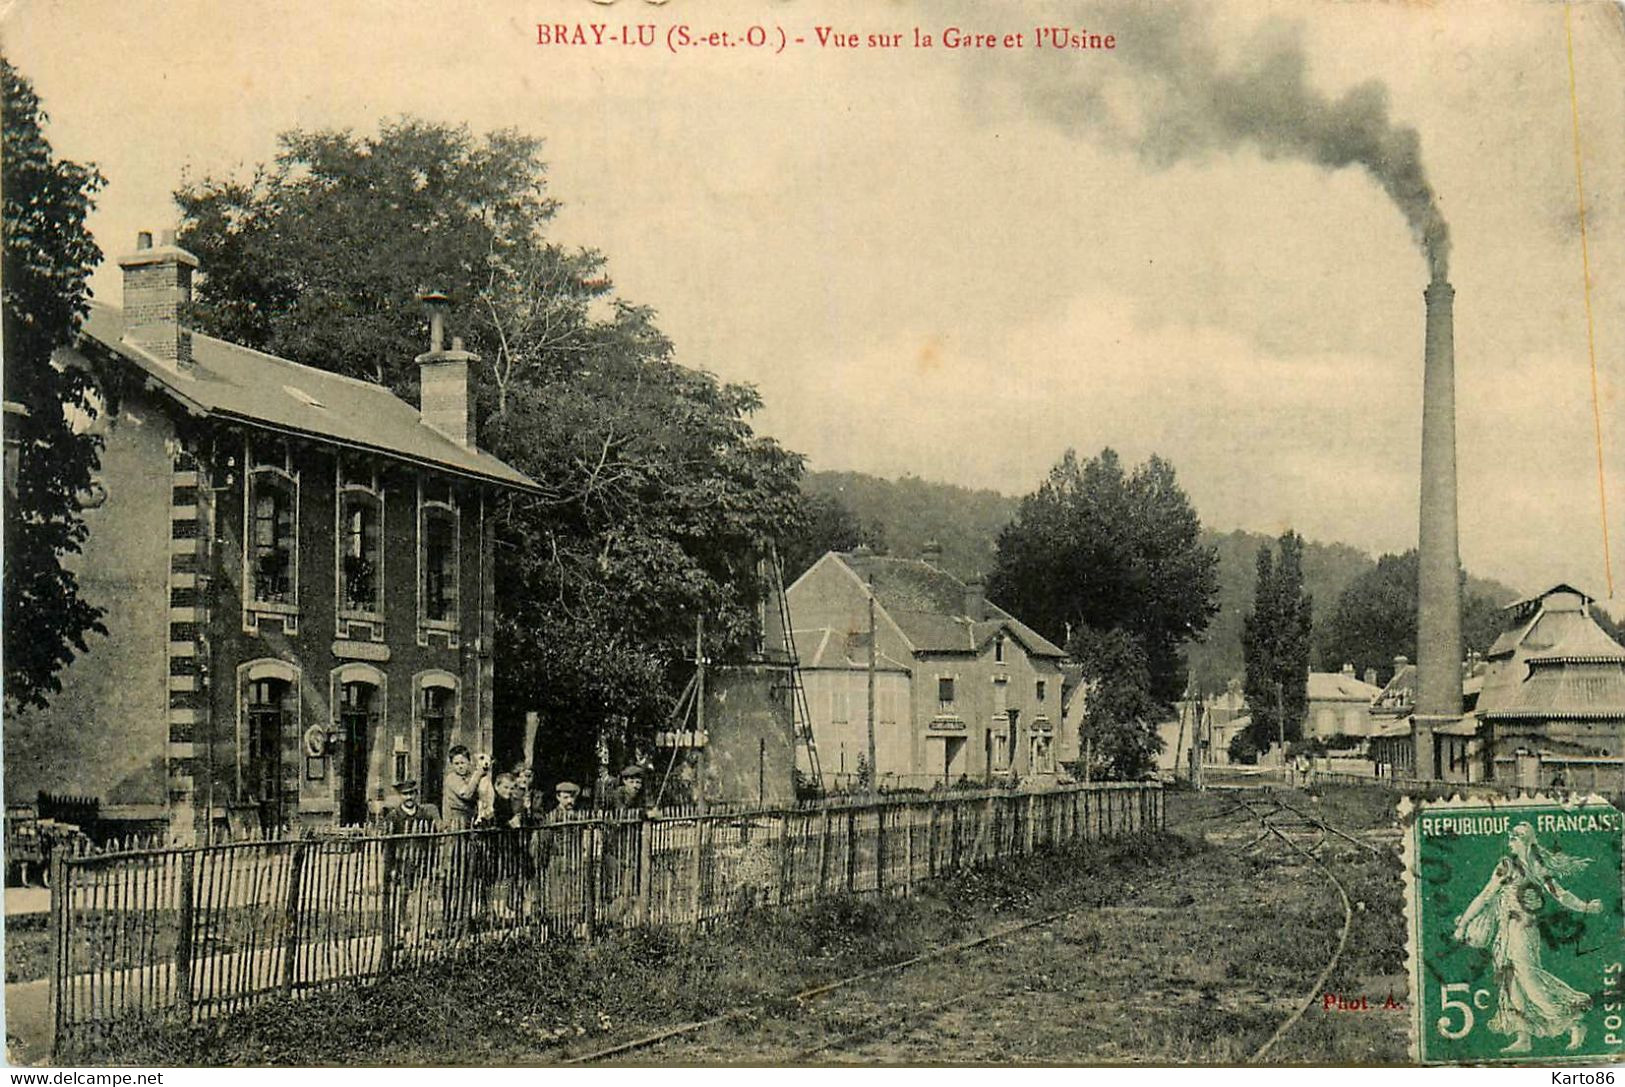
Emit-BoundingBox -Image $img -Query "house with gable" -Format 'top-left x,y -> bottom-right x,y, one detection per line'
784,549 -> 1071,788
3,231 -> 538,841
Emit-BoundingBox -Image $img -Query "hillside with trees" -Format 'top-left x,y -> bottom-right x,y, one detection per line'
795,470 -> 1527,695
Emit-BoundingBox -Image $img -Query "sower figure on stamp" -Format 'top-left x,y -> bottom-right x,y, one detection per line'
1452,822 -> 1601,1053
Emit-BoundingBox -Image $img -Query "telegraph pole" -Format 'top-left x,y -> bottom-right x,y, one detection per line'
867,577 -> 878,798
696,616 -> 707,814
1275,679 -> 1286,770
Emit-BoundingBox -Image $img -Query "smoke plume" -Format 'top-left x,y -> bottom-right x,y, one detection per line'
1012,3 -> 1450,278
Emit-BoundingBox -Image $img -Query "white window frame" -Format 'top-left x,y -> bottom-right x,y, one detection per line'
243,437 -> 300,633
416,477 -> 461,645
335,460 -> 385,636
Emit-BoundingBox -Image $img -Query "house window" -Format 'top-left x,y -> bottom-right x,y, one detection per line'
994,634 -> 1005,664
1036,679 -> 1047,702
340,492 -> 383,613
1032,733 -> 1054,774
249,471 -> 296,605
992,721 -> 1011,771
420,684 -> 453,810
937,676 -> 955,705
245,678 -> 289,830
420,499 -> 458,624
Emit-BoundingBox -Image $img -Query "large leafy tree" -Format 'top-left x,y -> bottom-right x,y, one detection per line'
1067,625 -> 1163,780
175,119 -> 806,779
1240,531 -> 1313,755
2,57 -> 108,711
988,448 -> 1219,706
1315,550 -> 1508,686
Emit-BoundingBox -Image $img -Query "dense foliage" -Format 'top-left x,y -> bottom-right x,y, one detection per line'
988,448 -> 1219,707
1240,531 -> 1313,756
2,57 -> 108,711
175,119 -> 805,780
777,489 -> 885,583
1066,625 -> 1163,780
797,470 -> 1014,580
1314,550 -> 1514,686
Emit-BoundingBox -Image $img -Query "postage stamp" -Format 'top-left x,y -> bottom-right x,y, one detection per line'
1404,794 -> 1625,1064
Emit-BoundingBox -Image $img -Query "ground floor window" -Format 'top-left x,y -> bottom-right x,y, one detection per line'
420,684 -> 453,809
246,678 -> 290,831
339,681 -> 378,825
1031,732 -> 1054,774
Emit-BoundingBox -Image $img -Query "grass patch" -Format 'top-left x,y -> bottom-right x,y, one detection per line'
70,831 -> 1190,1066
5,913 -> 51,984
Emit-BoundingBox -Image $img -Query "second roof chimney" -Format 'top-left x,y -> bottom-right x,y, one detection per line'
416,293 -> 478,449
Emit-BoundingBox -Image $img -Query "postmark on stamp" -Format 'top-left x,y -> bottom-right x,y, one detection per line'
1404,794 -> 1625,1064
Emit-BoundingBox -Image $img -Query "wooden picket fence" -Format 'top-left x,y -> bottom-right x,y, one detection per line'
48,782 -> 1162,1048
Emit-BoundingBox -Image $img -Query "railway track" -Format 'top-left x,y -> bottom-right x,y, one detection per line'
562,788 -> 1386,1065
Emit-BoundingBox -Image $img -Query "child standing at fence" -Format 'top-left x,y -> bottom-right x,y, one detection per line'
442,746 -> 488,830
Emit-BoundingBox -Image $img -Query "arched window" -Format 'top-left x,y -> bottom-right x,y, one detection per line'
340,491 -> 383,613
249,471 -> 296,604
420,500 -> 458,624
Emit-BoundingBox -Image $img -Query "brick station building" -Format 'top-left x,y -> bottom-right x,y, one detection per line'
3,232 -> 537,841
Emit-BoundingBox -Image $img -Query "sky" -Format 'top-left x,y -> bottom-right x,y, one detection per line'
4,0 -> 1623,598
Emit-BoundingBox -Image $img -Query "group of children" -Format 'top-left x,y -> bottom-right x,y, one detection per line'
379,744 -> 589,833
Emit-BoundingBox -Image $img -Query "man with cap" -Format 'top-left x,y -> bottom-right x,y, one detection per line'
381,779 -> 440,833
549,780 -> 582,821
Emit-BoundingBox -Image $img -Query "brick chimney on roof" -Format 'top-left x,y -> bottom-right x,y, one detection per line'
416,292 -> 479,449
118,230 -> 198,371
963,578 -> 986,622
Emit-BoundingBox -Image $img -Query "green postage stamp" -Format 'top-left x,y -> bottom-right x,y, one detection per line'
1405,794 -> 1625,1064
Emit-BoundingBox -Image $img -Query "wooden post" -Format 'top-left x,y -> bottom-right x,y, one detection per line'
903,802 -> 915,896
1025,793 -> 1036,855
635,816 -> 652,925
816,808 -> 831,893
586,822 -> 602,939
875,803 -> 887,894
175,851 -> 195,1018
379,837 -> 397,976
689,818 -> 705,924
845,808 -> 857,892
696,618 -> 708,815
776,812 -> 790,906
281,842 -> 308,996
927,800 -> 939,876
48,851 -> 66,1054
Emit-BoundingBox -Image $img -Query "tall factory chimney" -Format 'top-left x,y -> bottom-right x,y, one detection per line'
1414,275 -> 1462,778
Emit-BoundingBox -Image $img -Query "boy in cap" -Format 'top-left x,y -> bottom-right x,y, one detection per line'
606,763 -> 648,813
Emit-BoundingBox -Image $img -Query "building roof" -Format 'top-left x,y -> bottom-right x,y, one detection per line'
81,302 -> 537,491
1489,662 -> 1625,721
790,626 -> 911,672
1306,671 -> 1382,703
1433,712 -> 1482,737
1525,614 -> 1625,663
835,552 -> 1066,658
1481,589 -> 1625,721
